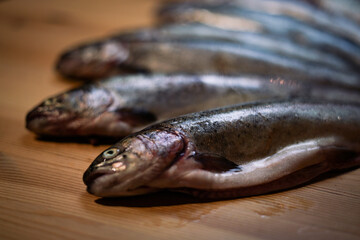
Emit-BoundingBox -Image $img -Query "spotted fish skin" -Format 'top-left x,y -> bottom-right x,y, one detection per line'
83,100 -> 360,199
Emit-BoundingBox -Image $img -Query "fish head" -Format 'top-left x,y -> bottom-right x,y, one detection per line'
26,85 -> 157,138
83,129 -> 185,197
26,85 -> 114,137
56,40 -> 130,79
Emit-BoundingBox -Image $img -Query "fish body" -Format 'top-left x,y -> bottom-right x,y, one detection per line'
26,74 -> 360,138
161,0 -> 360,46
158,3 -> 360,69
26,74 -> 274,138
83,100 -> 360,198
55,0 -> 360,81
56,40 -> 360,89
114,23 -> 350,71
307,0 -> 360,25
235,0 -> 360,46
27,74 -> 360,138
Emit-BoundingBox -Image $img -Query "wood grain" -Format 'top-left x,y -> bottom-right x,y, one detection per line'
0,0 -> 359,239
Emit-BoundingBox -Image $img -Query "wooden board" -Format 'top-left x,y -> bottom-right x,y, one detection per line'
0,1 -> 359,239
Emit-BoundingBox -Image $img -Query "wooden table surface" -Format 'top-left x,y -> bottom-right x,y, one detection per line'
0,1 -> 359,239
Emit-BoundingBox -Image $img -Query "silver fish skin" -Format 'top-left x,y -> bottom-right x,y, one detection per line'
161,0 -> 360,46
234,0 -> 360,46
83,100 -> 360,198
27,74 -> 360,138
113,23 -> 350,71
307,0 -> 360,25
24,74 -> 276,138
158,3 -> 360,69
56,40 -> 360,89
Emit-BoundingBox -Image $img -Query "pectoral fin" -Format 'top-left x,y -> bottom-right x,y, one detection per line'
115,107 -> 157,127
192,153 -> 241,173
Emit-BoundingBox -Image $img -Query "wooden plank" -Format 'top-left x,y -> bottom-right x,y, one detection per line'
0,0 -> 359,239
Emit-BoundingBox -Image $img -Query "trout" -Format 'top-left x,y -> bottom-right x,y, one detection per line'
158,2 -> 360,70
56,40 -> 360,89
26,74 -> 360,139
83,100 -> 360,198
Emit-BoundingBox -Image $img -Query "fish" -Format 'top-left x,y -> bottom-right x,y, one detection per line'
109,23 -> 351,72
83,100 -> 360,198
26,74 -> 360,139
26,74 -> 270,138
305,0 -> 360,25
157,2 -> 360,70
160,0 -> 360,46
228,0 -> 360,46
56,40 -> 360,89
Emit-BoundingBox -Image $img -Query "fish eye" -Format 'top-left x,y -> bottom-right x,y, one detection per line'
102,148 -> 120,159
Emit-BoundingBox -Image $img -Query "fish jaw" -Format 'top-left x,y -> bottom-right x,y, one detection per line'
25,107 -> 129,138
83,129 -> 185,197
25,86 -> 115,137
56,40 -> 130,79
25,95 -> 78,136
25,84 -> 158,138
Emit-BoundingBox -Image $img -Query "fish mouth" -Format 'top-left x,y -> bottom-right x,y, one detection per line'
83,168 -> 158,197
83,168 -> 113,186
83,167 -> 121,195
26,108 -> 46,123
26,86 -> 117,137
26,109 -> 47,130
25,109 -> 53,132
26,109 -> 133,138
25,107 -> 78,136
